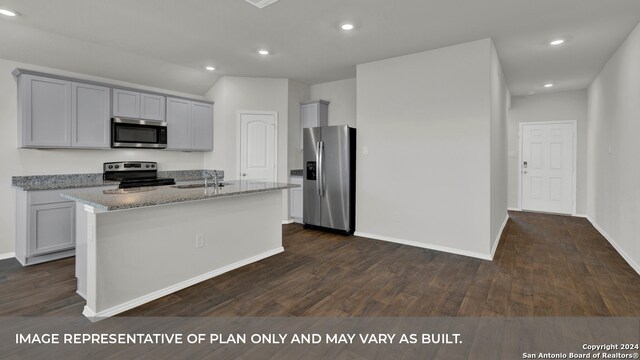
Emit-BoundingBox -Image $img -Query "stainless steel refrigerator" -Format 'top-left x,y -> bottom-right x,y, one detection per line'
303,125 -> 356,234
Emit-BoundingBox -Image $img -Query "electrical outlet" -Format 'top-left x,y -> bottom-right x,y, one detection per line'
195,234 -> 205,248
362,146 -> 369,156
393,212 -> 400,223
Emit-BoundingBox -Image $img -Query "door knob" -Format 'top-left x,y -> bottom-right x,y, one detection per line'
242,173 -> 247,177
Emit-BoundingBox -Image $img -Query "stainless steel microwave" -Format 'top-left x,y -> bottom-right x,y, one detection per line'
111,118 -> 167,149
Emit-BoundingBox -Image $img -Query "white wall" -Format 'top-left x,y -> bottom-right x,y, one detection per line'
489,43 -> 509,254
356,39 -> 497,259
287,80 -> 310,171
587,22 -> 640,274
0,58 -> 206,257
309,78 -> 357,128
203,76 -> 290,221
507,90 -> 588,213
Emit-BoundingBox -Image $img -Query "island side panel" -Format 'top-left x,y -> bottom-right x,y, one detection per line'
75,202 -> 88,299
87,190 -> 283,317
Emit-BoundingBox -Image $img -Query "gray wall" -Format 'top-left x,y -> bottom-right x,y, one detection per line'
309,78 -> 357,128
356,39 -> 498,259
507,90 -> 588,213
587,21 -> 640,274
489,43 -> 509,254
204,76 -> 290,221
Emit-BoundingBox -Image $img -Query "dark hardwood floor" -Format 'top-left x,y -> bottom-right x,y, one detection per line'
1,211 -> 639,317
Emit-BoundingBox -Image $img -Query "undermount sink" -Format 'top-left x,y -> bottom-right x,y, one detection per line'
171,182 -> 228,189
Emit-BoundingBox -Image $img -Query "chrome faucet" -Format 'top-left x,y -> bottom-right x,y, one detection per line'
204,171 -> 219,188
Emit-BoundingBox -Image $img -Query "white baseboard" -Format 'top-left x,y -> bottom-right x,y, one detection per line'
354,232 -> 492,261
573,213 -> 588,218
491,214 -> 509,260
586,216 -> 640,276
507,207 -> 521,212
0,252 -> 15,261
282,219 -> 294,224
83,247 -> 285,320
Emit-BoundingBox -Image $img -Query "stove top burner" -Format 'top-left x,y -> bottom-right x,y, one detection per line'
103,161 -> 175,189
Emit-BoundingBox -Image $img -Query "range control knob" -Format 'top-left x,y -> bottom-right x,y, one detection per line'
108,165 -> 113,169
115,165 -> 120,169
151,164 -> 156,168
146,164 -> 150,168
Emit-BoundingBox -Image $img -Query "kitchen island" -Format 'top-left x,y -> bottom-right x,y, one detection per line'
61,180 -> 297,319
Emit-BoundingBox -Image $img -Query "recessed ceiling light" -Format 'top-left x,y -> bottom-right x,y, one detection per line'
0,8 -> 17,16
341,23 -> 355,31
205,66 -> 215,71
258,49 -> 270,55
549,39 -> 565,46
544,83 -> 554,88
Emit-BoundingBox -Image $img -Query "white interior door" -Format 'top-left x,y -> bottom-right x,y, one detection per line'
239,112 -> 277,182
520,122 -> 575,214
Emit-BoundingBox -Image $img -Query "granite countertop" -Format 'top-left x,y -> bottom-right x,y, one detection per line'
60,180 -> 299,212
11,170 -> 225,191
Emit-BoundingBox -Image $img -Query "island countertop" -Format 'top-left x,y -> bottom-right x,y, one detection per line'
60,180 -> 298,212
12,169 -> 224,191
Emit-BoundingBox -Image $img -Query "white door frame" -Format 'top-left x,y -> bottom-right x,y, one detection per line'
517,120 -> 577,215
236,110 -> 278,181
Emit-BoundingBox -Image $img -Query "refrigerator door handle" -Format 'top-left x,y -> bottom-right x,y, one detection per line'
317,141 -> 324,197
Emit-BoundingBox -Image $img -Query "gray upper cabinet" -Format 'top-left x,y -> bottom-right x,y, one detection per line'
72,82 -> 111,148
112,89 -> 166,121
300,100 -> 329,149
140,93 -> 166,121
191,102 -> 214,150
112,89 -> 140,118
166,97 -> 191,150
167,97 -> 213,151
19,74 -> 72,147
14,69 -> 209,150
17,74 -> 111,149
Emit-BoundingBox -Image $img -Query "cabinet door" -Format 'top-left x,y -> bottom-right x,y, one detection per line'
140,93 -> 166,121
291,189 -> 303,222
300,103 -> 318,149
190,101 -> 213,151
28,202 -> 75,257
166,97 -> 191,150
299,101 -> 329,149
72,82 -> 111,148
112,89 -> 140,118
20,75 -> 72,147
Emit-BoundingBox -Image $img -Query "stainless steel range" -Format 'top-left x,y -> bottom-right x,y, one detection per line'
103,161 -> 175,189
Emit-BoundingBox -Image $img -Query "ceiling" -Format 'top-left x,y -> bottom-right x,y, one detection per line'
0,0 -> 639,96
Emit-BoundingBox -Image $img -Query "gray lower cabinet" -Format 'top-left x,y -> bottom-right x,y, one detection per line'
15,186 -> 114,266
17,74 -> 111,149
289,176 -> 303,223
167,97 -> 213,151
28,202 -> 75,257
15,189 -> 76,266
